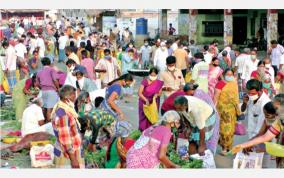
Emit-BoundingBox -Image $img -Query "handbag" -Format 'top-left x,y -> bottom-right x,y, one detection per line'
234,121 -> 246,135
143,96 -> 159,124
2,75 -> 10,93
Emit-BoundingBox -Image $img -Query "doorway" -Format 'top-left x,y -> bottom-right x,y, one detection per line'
233,16 -> 248,44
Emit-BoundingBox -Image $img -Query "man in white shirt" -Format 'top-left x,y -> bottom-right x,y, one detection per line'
154,41 -> 169,72
65,47 -> 80,64
36,33 -> 46,58
64,59 -> 77,88
263,57 -> 275,86
234,48 -> 251,79
95,49 -> 120,88
241,79 -> 270,139
21,93 -> 54,137
268,40 -> 284,71
139,40 -> 152,69
241,50 -> 259,87
3,40 -> 17,93
204,47 -> 215,64
58,32 -> 69,62
15,38 -> 27,60
171,37 -> 180,52
16,24 -> 25,38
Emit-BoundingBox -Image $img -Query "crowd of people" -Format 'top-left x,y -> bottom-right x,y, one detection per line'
1,15 -> 284,169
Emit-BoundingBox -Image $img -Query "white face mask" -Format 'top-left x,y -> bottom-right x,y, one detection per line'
168,66 -> 175,72
265,64 -> 271,68
161,46 -> 167,51
249,94 -> 259,101
69,65 -> 75,71
84,103 -> 93,112
149,75 -> 157,81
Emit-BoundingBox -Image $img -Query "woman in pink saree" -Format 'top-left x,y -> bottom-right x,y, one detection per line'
138,68 -> 164,131
208,57 -> 223,99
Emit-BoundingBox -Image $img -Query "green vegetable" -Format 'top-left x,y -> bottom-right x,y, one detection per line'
84,149 -> 107,168
0,105 -> 16,121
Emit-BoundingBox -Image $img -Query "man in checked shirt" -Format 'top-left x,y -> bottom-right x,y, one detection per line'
51,85 -> 84,168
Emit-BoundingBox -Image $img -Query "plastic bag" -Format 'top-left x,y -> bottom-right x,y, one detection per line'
2,75 -> 10,93
30,144 -> 54,168
233,151 -> 264,169
143,96 -> 158,124
185,72 -> 192,83
234,121 -> 246,135
190,149 -> 216,168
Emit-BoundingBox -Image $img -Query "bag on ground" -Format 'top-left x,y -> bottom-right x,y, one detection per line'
30,144 -> 54,168
190,149 -> 216,168
233,151 -> 264,169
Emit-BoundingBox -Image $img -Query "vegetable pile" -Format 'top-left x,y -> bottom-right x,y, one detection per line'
167,143 -> 203,168
0,105 -> 16,121
85,149 -> 107,168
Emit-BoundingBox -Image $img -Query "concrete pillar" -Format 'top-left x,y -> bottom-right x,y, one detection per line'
188,10 -> 198,43
267,9 -> 278,50
178,10 -> 189,35
224,9 -> 233,46
159,9 -> 167,38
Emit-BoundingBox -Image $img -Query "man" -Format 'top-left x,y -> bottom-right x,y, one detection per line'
161,82 -> 199,115
36,33 -> 45,58
21,92 -> 54,137
36,57 -> 60,122
3,40 -> 17,94
166,40 -> 174,56
171,37 -> 180,52
65,46 -> 80,64
58,32 -> 69,62
153,41 -> 169,72
64,59 -> 77,88
173,43 -> 188,78
160,56 -> 185,98
241,79 -> 271,139
95,49 -> 120,88
191,52 -> 209,93
234,48 -> 251,79
16,24 -> 25,38
174,95 -> 216,156
122,28 -> 130,46
15,38 -> 27,60
168,23 -> 176,35
150,39 -> 161,65
241,50 -> 259,89
77,41 -> 90,62
80,50 -> 95,80
28,50 -> 42,75
51,85 -> 84,168
203,47 -> 215,65
74,65 -> 97,94
268,40 -> 284,72
188,40 -> 199,56
139,40 -> 152,69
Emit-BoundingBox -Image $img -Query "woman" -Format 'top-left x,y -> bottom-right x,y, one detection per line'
208,57 -> 223,99
126,42 -> 138,60
214,68 -> 241,155
105,121 -> 135,168
126,111 -> 181,168
12,74 -> 39,121
138,67 -> 164,131
85,40 -> 94,59
100,73 -> 134,119
250,61 -> 268,81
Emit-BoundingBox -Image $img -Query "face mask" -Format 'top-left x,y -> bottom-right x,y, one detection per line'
129,45 -> 133,48
105,55 -> 112,60
263,83 -> 271,89
144,43 -> 149,46
70,65 -> 75,71
265,64 -> 271,68
118,48 -> 122,52
161,47 -> 166,51
123,84 -> 130,88
251,55 -> 257,60
225,76 -> 234,82
249,94 -> 259,101
168,66 -> 175,72
149,75 -> 157,81
84,103 -> 93,112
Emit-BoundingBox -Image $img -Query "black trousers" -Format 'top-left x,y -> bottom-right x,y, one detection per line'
272,65 -> 278,77
181,69 -> 187,79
